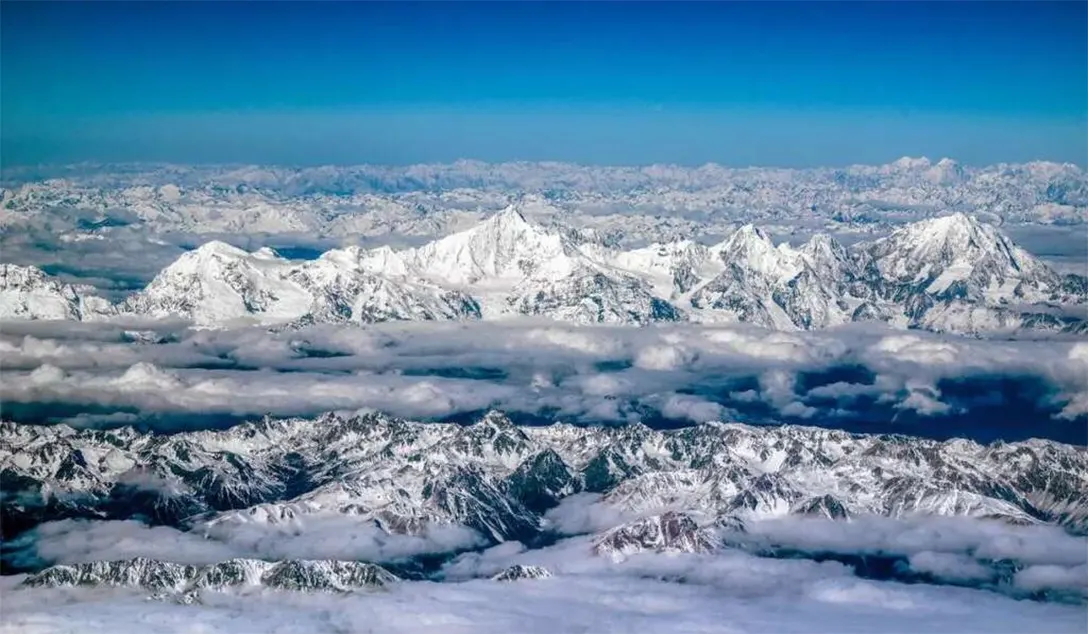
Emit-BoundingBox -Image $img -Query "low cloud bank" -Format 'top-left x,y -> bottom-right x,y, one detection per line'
5,515 -> 484,572
1,320 -> 1085,443
4,566 -> 1085,634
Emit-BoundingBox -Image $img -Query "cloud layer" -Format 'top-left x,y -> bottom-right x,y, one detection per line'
3,551 -> 1085,634
2,319 -> 1085,443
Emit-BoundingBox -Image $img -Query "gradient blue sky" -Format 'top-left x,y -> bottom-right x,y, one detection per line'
2,1 -> 1085,167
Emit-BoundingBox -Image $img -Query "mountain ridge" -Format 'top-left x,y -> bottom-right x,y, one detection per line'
3,409 -> 1085,552
2,211 -> 1085,334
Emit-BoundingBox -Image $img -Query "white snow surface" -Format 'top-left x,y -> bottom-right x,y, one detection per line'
3,207 -> 1085,333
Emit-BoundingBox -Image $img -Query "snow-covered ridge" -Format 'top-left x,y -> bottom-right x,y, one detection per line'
3,409 -> 1086,551
0,264 -> 113,321
20,557 -> 398,599
3,209 -> 1085,334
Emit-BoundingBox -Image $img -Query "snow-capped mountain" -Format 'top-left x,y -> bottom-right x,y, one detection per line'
490,564 -> 553,581
3,208 -> 1085,334
0,264 -> 114,321
120,240 -> 480,327
688,225 -> 859,330
860,212 -> 1073,305
402,206 -> 579,288
3,409 -> 1085,553
592,512 -> 719,559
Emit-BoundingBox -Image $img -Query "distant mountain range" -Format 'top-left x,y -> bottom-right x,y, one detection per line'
3,159 -> 1086,242
3,210 -> 1085,334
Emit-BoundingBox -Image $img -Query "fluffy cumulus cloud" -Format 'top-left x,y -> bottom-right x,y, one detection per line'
198,513 -> 485,563
5,505 -> 1087,631
737,515 -> 1088,569
4,571 -> 1086,634
9,516 -> 484,569
5,520 -> 238,568
541,493 -> 636,536
0,319 -> 1086,443
8,527 -> 1087,634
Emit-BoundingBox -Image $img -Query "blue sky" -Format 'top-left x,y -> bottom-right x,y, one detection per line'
2,1 -> 1085,167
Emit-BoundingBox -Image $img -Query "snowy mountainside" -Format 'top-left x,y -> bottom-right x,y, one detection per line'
0,264 -> 114,321
5,207 -> 1084,333
117,239 -> 481,326
3,409 -> 1086,551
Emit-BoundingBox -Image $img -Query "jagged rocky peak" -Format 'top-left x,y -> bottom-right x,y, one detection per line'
21,557 -> 195,592
3,410 -> 1088,556
491,565 -> 553,581
799,233 -> 849,263
717,224 -> 798,278
261,560 -> 398,592
723,224 -> 776,253
1,263 -> 55,288
797,233 -> 856,280
592,512 -> 719,558
453,410 -> 532,456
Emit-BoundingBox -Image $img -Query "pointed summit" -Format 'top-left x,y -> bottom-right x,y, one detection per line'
478,409 -> 517,429
407,204 -> 574,286
908,212 -> 990,249
864,212 -> 1060,301
728,224 -> 773,244
185,240 -> 251,260
489,204 -> 530,227
798,233 -> 854,280
718,224 -> 797,279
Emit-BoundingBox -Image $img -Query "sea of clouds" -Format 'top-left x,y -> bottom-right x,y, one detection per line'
3,503 -> 1087,634
2,318 -> 1086,443
4,295 -> 1088,632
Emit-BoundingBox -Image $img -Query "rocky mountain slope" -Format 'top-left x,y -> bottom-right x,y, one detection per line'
19,557 -> 398,601
3,410 -> 1085,551
3,210 -> 1085,334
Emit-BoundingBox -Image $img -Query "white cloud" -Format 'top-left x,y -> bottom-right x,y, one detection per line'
14,520 -> 237,567
738,515 -> 1088,570
199,513 -> 484,563
541,493 -> 633,536
1015,564 -> 1088,594
13,516 -> 484,569
5,550 -> 1085,634
1,320 -> 1085,443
